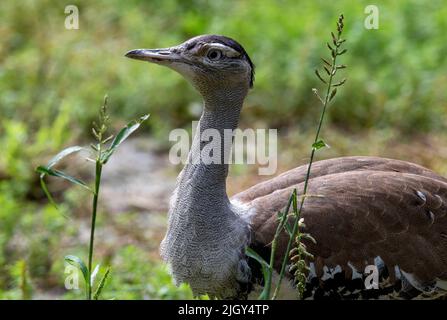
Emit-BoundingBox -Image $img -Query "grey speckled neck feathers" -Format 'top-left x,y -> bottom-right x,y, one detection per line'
160,85 -> 252,299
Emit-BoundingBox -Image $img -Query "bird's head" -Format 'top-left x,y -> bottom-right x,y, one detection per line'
125,35 -> 255,98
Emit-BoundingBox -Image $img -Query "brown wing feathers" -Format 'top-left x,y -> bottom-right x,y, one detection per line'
234,156 -> 447,204
233,156 -> 447,296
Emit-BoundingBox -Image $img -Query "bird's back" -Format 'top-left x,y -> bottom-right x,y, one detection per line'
232,156 -> 447,299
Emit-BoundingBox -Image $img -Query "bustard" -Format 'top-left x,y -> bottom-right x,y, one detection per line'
126,35 -> 447,299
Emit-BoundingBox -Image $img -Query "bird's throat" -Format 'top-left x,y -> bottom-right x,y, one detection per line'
177,90 -> 246,203
161,87 -> 252,298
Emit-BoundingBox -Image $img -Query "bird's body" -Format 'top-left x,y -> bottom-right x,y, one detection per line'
238,156 -> 447,299
126,35 -> 447,299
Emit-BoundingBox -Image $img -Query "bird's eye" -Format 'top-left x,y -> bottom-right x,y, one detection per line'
207,49 -> 222,61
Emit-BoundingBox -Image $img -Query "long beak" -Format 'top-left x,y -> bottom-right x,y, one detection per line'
124,48 -> 178,64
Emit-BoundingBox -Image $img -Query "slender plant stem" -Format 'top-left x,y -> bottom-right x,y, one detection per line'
87,159 -> 103,300
263,192 -> 294,299
272,30 -> 342,299
36,97 -> 148,300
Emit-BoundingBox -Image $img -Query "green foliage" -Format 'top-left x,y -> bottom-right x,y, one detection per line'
78,245 -> 195,300
0,260 -> 33,299
2,0 -> 446,140
36,97 -> 149,299
60,245 -> 196,300
245,247 -> 270,300
312,140 -> 328,151
65,255 -> 90,297
93,266 -> 110,300
1,0 -> 446,300
100,114 -> 150,164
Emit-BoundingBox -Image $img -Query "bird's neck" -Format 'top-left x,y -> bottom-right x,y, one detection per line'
178,88 -> 246,206
161,87 -> 252,298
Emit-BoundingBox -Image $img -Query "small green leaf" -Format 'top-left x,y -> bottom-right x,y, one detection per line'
39,177 -> 58,209
90,264 -> 100,286
101,114 -> 150,164
331,32 -> 337,46
246,247 -> 269,270
45,146 -> 84,171
36,145 -> 91,203
332,78 -> 347,87
245,247 -> 270,299
284,221 -> 293,237
93,267 -> 111,300
329,88 -> 337,101
314,70 -> 326,84
65,255 -> 89,285
321,57 -> 331,67
312,140 -> 328,150
276,210 -> 292,237
92,127 -> 99,140
338,48 -> 348,55
36,166 -> 92,192
292,188 -> 298,214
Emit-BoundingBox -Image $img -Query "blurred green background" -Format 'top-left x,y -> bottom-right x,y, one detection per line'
1,0 -> 447,299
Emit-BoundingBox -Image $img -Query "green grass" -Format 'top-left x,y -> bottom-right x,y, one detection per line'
63,245 -> 195,300
36,99 -> 151,299
0,0 -> 447,299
